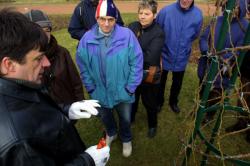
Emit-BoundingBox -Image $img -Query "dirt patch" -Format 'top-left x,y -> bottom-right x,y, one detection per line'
4,1 -> 216,16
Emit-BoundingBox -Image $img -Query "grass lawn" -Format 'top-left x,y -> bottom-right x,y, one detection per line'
53,27 -> 250,165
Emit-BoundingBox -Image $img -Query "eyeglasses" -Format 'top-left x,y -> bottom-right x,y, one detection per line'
98,17 -> 116,24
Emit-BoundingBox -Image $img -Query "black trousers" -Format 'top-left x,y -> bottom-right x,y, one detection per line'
237,77 -> 250,126
158,70 -> 185,106
131,83 -> 160,128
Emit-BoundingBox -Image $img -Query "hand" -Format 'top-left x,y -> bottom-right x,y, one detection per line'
222,65 -> 231,77
85,145 -> 110,166
201,51 -> 212,57
68,100 -> 100,120
125,87 -> 133,96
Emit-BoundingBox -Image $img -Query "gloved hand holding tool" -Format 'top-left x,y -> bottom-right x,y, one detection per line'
85,138 -> 109,166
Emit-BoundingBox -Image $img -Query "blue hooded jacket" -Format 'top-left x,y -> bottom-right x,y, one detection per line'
156,0 -> 203,72
198,0 -> 249,88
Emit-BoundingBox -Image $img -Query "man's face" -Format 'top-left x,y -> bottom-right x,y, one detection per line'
138,8 -> 155,28
180,0 -> 193,10
97,16 -> 116,33
232,4 -> 241,18
13,48 -> 50,84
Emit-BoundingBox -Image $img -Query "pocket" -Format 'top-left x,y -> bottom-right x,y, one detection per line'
90,86 -> 105,104
115,85 -> 131,102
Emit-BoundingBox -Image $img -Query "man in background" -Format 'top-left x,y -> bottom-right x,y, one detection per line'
68,0 -> 124,41
156,0 -> 203,113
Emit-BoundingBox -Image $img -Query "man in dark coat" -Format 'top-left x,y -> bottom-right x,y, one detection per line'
0,8 -> 110,166
68,0 -> 124,41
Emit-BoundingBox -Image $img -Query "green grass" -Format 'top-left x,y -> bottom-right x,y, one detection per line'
121,13 -> 137,26
53,26 -> 250,165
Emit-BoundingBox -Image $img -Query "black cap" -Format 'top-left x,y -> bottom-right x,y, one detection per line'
24,9 -> 52,29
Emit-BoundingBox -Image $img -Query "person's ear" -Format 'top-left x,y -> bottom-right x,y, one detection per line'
0,57 -> 16,75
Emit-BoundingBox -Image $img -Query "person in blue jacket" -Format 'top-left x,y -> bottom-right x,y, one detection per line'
68,0 -> 124,41
76,0 -> 143,157
198,0 -> 249,123
156,0 -> 203,113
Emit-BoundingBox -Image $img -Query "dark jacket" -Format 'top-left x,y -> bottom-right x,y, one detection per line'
241,51 -> 250,79
0,78 -> 94,166
128,21 -> 164,84
68,0 -> 124,40
128,21 -> 165,69
43,35 -> 84,105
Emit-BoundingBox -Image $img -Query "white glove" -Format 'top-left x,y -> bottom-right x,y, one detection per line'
85,145 -> 110,166
68,100 -> 100,120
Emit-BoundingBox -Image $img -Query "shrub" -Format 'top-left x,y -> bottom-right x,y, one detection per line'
49,14 -> 71,31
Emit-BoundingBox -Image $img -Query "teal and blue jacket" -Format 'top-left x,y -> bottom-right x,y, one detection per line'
76,24 -> 143,108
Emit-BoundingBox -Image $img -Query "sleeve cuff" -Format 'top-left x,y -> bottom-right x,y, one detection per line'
125,87 -> 133,96
87,85 -> 96,94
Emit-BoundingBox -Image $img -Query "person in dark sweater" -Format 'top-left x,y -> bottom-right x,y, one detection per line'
25,9 -> 85,106
128,0 -> 165,138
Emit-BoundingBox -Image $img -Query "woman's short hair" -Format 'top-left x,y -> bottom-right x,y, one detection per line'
138,0 -> 158,14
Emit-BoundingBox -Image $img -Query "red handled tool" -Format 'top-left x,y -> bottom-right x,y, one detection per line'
97,138 -> 106,149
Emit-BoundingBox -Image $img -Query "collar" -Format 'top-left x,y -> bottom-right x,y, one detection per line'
0,78 -> 41,102
98,27 -> 114,37
141,20 -> 156,32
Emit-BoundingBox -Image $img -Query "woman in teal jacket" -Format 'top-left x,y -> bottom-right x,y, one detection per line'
76,0 -> 143,157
